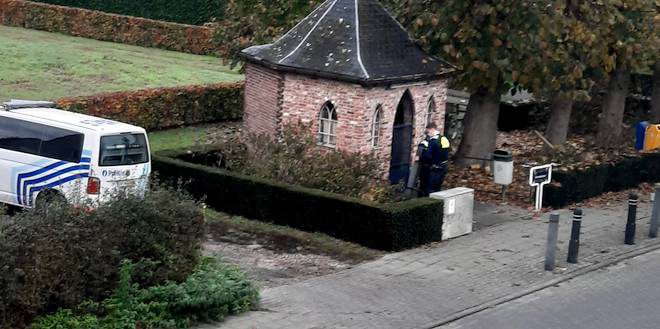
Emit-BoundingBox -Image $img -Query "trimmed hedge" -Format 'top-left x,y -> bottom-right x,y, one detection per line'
56,83 -> 244,130
544,152 -> 660,208
0,0 -> 221,55
32,0 -> 226,25
153,150 -> 444,251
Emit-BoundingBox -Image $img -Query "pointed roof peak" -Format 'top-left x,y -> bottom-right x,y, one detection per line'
241,0 -> 454,86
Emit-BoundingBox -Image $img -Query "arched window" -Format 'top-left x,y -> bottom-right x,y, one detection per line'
319,101 -> 338,147
372,105 -> 383,148
426,96 -> 437,127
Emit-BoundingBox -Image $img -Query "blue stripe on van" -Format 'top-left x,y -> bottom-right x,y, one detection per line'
16,161 -> 67,205
22,164 -> 91,205
27,173 -> 90,206
15,155 -> 92,206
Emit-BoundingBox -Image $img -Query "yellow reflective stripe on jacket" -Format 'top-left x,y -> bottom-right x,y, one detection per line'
440,136 -> 451,149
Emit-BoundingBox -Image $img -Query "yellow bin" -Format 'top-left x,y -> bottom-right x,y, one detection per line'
644,125 -> 660,152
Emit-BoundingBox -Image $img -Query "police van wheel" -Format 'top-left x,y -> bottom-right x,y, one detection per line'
34,191 -> 67,212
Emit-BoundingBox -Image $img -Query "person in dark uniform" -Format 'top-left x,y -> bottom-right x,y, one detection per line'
419,122 -> 450,197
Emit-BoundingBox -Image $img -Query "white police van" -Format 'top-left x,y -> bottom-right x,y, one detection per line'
0,100 -> 151,209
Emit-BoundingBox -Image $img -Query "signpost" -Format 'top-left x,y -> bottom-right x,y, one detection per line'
529,164 -> 553,211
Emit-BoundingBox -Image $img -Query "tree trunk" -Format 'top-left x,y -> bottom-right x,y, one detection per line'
596,64 -> 630,148
456,88 -> 501,167
545,93 -> 574,146
651,62 -> 660,123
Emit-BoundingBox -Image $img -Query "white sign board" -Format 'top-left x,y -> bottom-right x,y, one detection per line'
447,198 -> 456,215
529,164 -> 553,211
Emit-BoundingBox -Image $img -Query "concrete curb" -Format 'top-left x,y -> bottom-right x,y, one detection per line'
418,241 -> 660,329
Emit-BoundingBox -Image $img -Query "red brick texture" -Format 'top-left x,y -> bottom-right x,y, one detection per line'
244,63 -> 448,170
243,64 -> 284,137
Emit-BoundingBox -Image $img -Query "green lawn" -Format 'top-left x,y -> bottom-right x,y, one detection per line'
0,25 -> 243,101
148,124 -> 217,152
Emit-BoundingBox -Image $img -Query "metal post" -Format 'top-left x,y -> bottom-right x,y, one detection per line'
567,208 -> 583,264
651,184 -> 660,238
545,213 -> 560,271
625,193 -> 638,245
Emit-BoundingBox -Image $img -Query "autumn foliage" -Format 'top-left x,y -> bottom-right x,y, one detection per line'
56,83 -> 244,130
0,0 -> 221,55
32,0 -> 226,26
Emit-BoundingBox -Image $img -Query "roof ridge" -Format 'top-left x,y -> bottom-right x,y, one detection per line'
354,0 -> 370,78
279,0 -> 339,64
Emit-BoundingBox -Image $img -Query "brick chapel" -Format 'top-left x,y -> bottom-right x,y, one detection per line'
241,0 -> 454,184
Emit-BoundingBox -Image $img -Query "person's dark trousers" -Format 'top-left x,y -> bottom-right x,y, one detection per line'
419,164 -> 448,197
429,164 -> 448,194
419,167 -> 430,197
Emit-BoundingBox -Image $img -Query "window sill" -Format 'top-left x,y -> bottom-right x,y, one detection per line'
317,143 -> 337,149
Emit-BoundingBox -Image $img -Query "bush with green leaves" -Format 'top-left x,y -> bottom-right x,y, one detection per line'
31,258 -> 259,329
0,184 -> 206,328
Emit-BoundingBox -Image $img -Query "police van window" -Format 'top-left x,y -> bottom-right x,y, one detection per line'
0,117 -> 83,162
40,126 -> 84,163
0,117 -> 42,155
100,134 -> 149,166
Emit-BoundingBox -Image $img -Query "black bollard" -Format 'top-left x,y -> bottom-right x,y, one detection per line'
567,208 -> 583,264
625,193 -> 638,245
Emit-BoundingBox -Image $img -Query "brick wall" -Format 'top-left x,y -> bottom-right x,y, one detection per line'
364,81 -> 448,165
280,74 -> 369,151
243,64 -> 284,137
280,73 -> 447,169
244,62 -> 448,175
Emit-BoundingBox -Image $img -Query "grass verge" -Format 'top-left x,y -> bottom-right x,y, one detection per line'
0,25 -> 242,101
148,124 -> 225,152
205,209 -> 383,264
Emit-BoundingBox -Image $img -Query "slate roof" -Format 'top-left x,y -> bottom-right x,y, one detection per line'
241,0 -> 455,86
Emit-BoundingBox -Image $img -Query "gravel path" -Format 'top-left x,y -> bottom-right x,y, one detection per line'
204,237 -> 352,289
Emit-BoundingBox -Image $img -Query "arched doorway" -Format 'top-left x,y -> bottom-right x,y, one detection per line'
389,90 -> 415,184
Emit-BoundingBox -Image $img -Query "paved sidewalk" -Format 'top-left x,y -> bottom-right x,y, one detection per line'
442,248 -> 660,329
203,202 -> 657,329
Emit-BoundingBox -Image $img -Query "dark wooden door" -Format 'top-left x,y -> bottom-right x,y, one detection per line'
389,91 -> 414,184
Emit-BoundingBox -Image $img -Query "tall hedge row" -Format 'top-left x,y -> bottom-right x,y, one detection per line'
32,0 -> 226,25
545,152 -> 660,208
56,83 -> 244,131
152,151 -> 444,251
0,0 -> 221,55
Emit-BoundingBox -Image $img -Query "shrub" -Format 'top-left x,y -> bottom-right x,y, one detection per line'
0,184 -> 206,328
153,152 -> 443,251
56,83 -> 244,131
31,258 -> 259,329
180,125 -> 394,201
544,152 -> 660,208
30,310 -> 99,329
0,0 -> 221,55
32,0 -> 226,26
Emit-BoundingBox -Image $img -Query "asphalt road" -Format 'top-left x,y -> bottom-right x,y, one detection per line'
441,248 -> 660,329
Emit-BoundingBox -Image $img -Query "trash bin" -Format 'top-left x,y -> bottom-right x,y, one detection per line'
636,121 -> 649,151
493,149 -> 514,185
644,124 -> 660,152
